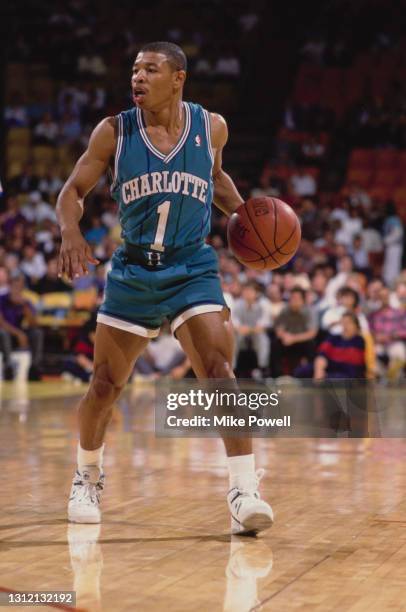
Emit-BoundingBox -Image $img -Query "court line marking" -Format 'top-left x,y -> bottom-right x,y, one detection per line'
250,554 -> 331,611
0,587 -> 86,612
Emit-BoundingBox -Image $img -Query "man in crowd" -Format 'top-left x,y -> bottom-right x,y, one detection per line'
273,286 -> 317,376
369,286 -> 406,381
0,276 -> 43,380
233,282 -> 272,376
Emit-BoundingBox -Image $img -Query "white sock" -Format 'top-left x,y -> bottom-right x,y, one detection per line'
77,443 -> 104,471
227,454 -> 255,488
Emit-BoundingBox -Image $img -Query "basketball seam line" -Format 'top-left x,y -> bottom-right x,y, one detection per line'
269,218 -> 300,256
245,202 -> 281,266
229,233 -> 267,265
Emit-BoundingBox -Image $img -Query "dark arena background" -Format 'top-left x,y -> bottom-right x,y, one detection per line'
1,1 -> 406,611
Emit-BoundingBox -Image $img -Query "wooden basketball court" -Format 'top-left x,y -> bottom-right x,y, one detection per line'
1,381 -> 406,611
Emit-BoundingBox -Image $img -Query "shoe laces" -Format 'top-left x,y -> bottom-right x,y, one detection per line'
72,471 -> 104,504
231,469 -> 265,498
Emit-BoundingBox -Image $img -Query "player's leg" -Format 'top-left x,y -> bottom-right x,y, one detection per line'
79,322 -> 149,449
175,309 -> 273,535
68,322 -> 149,524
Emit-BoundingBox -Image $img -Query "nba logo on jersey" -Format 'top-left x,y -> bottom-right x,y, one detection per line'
195,134 -> 201,147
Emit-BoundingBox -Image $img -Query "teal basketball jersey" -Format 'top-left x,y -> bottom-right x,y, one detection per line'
111,102 -> 214,253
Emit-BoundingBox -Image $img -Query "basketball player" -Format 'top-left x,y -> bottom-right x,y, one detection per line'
57,42 -> 273,535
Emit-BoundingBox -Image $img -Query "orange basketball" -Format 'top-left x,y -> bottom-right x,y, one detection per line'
227,197 -> 301,270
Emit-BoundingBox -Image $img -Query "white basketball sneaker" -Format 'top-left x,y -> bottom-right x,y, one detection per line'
68,466 -> 105,524
227,469 -> 274,535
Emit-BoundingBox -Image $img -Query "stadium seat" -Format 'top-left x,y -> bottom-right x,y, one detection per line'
344,67 -> 365,107
22,290 -> 40,308
368,186 -> 392,202
32,145 -> 56,164
303,166 -> 320,180
398,151 -> 406,169
346,169 -> 372,188
373,149 -> 400,169
320,67 -> 345,116
73,288 -> 98,311
7,127 -> 31,146
348,149 -> 375,169
6,161 -> 23,179
33,162 -> 49,177
393,187 -> 406,209
41,292 -> 72,313
7,144 -> 30,164
372,169 -> 400,189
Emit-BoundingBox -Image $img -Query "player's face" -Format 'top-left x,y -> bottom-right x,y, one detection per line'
131,52 -> 185,110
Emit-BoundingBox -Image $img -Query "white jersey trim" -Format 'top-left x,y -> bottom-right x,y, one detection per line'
113,114 -> 124,186
136,102 -> 191,164
97,313 -> 160,338
202,109 -> 214,166
170,303 -> 224,334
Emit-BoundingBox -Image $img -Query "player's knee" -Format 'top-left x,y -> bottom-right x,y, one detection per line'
89,363 -> 124,406
205,351 -> 233,378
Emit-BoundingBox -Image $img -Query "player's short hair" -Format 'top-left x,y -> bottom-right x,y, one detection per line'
139,41 -> 187,72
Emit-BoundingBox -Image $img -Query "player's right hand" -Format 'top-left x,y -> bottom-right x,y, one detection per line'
58,228 -> 100,281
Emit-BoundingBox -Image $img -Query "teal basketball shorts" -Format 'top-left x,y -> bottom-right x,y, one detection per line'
97,243 -> 227,337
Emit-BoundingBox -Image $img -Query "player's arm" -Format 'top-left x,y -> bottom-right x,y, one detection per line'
210,113 -> 244,216
56,117 -> 116,280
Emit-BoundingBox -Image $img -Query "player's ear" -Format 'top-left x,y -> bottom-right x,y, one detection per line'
173,70 -> 186,91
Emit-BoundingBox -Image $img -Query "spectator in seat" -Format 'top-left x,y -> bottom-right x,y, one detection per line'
0,276 -> 43,380
369,287 -> 406,381
313,313 -> 366,380
289,167 -> 317,198
324,255 -> 354,304
322,286 -> 369,335
361,218 -> 383,275
234,282 -> 272,376
21,190 -> 57,224
0,266 -> 10,297
382,202 -> 403,287
390,280 -> 406,309
33,112 -> 59,146
322,286 -> 376,378
365,278 -> 384,314
62,314 -> 96,383
250,170 -> 286,199
38,166 -> 64,198
265,283 -> 285,320
300,134 -> 326,166
347,182 -> 371,210
135,323 -> 189,379
31,257 -> 72,294
20,242 -> 47,284
0,196 -> 26,234
4,91 -> 29,127
58,111 -> 81,145
214,49 -> 241,78
8,163 -> 39,195
273,286 -> 317,376
350,234 -> 370,276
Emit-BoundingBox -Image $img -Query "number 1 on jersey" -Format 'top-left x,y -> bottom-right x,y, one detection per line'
150,200 -> 170,252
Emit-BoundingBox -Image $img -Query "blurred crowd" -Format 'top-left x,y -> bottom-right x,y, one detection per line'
1,0 -> 406,382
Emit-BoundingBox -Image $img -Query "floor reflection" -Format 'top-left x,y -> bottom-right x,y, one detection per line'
67,523 -> 103,612
224,536 -> 273,611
